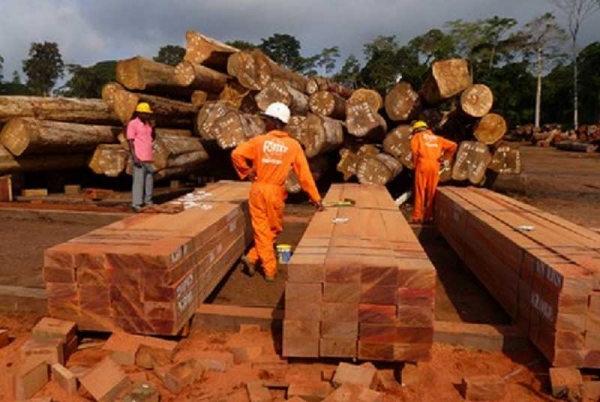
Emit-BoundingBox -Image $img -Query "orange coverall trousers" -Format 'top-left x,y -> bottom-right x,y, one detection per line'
412,164 -> 440,222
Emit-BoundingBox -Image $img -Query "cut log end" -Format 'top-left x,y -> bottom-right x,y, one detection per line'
474,113 -> 507,145
0,118 -> 29,156
384,82 -> 422,122
174,61 -> 196,87
460,84 -> 493,118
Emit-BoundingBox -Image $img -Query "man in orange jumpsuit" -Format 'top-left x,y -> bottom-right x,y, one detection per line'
231,102 -> 324,282
410,121 -> 457,224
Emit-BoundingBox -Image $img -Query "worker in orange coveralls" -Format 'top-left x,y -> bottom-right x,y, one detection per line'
231,102 -> 324,282
410,120 -> 457,224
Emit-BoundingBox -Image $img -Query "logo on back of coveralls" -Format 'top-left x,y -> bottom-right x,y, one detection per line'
262,140 -> 288,165
423,133 -> 439,148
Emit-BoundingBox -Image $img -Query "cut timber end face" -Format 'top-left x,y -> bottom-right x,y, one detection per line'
349,89 -> 383,111
460,84 -> 493,118
420,58 -> 471,105
0,118 -> 29,156
174,60 -> 196,86
473,113 -> 507,145
384,82 -> 422,121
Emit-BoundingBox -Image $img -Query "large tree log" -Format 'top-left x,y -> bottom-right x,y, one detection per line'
285,155 -> 329,193
348,89 -> 383,110
89,144 -> 129,177
294,114 -> 343,158
212,110 -> 265,149
420,59 -> 471,106
418,109 -> 444,130
184,31 -> 239,72
555,141 -> 599,153
0,96 -> 118,125
173,61 -> 229,94
0,118 -> 119,156
488,142 -> 522,174
285,115 -> 306,140
356,152 -> 403,185
452,141 -> 492,185
473,113 -> 507,145
101,83 -> 122,110
346,101 -> 387,140
151,135 -> 207,170
460,84 -> 493,118
308,91 -> 346,119
256,80 -> 309,115
384,82 -> 422,122
265,54 -> 309,93
191,90 -> 209,108
336,144 -> 379,181
0,144 -> 88,174
382,125 -> 414,169
116,57 -> 192,96
110,86 -> 197,127
196,101 -> 237,140
227,50 -> 272,91
305,77 -> 353,99
117,128 -> 193,150
218,82 -> 258,112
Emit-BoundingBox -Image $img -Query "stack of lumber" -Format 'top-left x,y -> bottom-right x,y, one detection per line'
43,181 -> 251,335
436,186 -> 600,368
283,183 -> 435,362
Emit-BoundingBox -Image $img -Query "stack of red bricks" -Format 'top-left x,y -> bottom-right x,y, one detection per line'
283,183 -> 436,361
43,181 -> 251,335
436,186 -> 600,367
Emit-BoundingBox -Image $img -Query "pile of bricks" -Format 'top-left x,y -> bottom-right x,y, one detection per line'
43,181 -> 251,335
436,186 -> 600,367
283,183 -> 436,361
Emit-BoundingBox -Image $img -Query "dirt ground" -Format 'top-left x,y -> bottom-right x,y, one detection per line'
0,145 -> 598,401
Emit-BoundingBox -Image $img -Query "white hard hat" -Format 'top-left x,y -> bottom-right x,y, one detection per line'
263,102 -> 290,124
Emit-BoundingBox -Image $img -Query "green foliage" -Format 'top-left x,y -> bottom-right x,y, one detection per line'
22,41 -> 64,96
408,29 -> 457,64
226,40 -> 256,50
11,70 -> 21,84
542,63 -> 573,125
153,45 -> 185,66
0,55 -> 4,82
259,33 -> 304,71
578,42 -> 600,123
519,13 -> 567,73
56,61 -> 117,98
316,46 -> 340,75
332,55 -> 361,88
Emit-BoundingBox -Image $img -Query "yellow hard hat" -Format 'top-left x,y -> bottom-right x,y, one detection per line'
135,102 -> 153,114
412,120 -> 428,131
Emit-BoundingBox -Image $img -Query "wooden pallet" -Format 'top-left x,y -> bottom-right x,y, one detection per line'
43,181 -> 251,335
283,183 -> 435,362
436,186 -> 600,367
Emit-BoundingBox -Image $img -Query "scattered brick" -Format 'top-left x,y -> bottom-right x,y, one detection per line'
122,381 -> 160,402
103,332 -> 145,366
332,362 -> 377,389
323,383 -> 382,402
231,345 -> 263,364
0,329 -> 9,348
14,357 -> 49,400
21,338 -> 64,366
399,362 -> 419,386
462,374 -> 506,401
51,363 -> 77,396
79,357 -> 131,402
246,380 -> 272,402
135,336 -> 178,369
162,359 -> 204,394
193,350 -> 234,372
31,317 -> 77,358
549,367 -> 583,399
288,379 -> 333,402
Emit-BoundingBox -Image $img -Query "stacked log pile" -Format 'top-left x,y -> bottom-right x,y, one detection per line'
507,123 -> 599,153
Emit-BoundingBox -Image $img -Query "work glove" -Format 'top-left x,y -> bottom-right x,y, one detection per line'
314,200 -> 324,212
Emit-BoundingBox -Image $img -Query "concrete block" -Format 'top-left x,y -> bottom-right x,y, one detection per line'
51,363 -> 77,396
135,336 -> 178,369
584,380 -> 600,401
162,359 -> 204,394
549,367 -> 583,399
332,362 -> 377,389
323,383 -> 382,402
103,332 -> 145,366
462,375 -> 506,401
79,357 -> 131,402
14,357 -> 49,400
21,338 -> 64,366
31,317 -> 77,358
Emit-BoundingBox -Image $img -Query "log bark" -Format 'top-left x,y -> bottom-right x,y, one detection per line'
89,144 -> 128,177
256,80 -> 309,115
212,110 -> 265,149
420,59 -> 471,106
285,155 -> 329,193
173,61 -> 229,94
0,96 -> 118,125
348,89 -> 383,110
196,101 -> 237,140
356,153 -> 403,185
384,82 -> 422,122
346,101 -> 387,140
336,144 -> 379,181
418,109 -> 444,131
488,143 -> 522,174
110,86 -> 197,127
473,113 -> 507,145
101,82 -> 122,110
555,141 -> 599,153
191,90 -> 211,108
452,141 -> 492,185
117,128 -> 193,151
382,125 -> 414,169
0,144 -> 88,174
116,57 -> 192,96
460,84 -> 493,118
0,118 -> 119,156
308,91 -> 346,119
184,31 -> 239,72
227,50 -> 272,91
285,115 -> 306,141
266,56 -> 309,93
305,77 -> 353,99
295,113 -> 344,158
218,81 -> 257,112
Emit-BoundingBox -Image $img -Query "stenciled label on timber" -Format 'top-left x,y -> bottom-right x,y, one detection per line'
176,272 -> 195,313
177,290 -> 193,313
534,259 -> 563,289
530,291 -> 554,322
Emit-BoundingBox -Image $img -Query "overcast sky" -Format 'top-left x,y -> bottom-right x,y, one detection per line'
1,0 -> 599,79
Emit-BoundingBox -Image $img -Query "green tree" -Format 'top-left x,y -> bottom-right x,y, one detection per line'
153,45 -> 185,66
550,0 -> 600,128
56,61 -> 117,98
0,69 -> 32,95
407,29 -> 457,64
11,70 -> 21,84
226,40 -> 256,50
578,42 -> 600,123
542,62 -> 573,125
259,33 -> 304,71
332,55 -> 361,88
315,46 -> 340,75
22,42 -> 64,96
519,13 -> 567,127
0,55 -> 4,82
360,36 -> 402,92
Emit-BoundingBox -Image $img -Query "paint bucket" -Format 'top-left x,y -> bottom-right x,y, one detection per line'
276,244 -> 292,264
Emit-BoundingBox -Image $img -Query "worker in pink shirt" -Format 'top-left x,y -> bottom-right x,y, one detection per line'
126,102 -> 155,212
